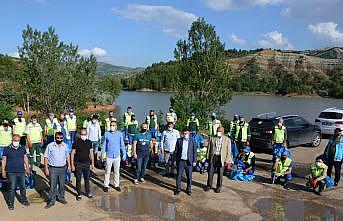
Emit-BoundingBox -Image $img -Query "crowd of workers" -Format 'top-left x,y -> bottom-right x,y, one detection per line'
0,106 -> 342,210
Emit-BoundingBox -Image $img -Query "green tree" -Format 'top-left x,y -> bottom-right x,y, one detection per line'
172,18 -> 232,128
94,75 -> 122,105
17,25 -> 97,114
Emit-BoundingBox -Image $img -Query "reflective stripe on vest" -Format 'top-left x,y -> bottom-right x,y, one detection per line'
0,126 -> 12,146
242,152 -> 255,165
27,123 -> 42,144
13,118 -> 26,137
127,121 -> 138,134
66,115 -> 77,131
310,163 -> 327,178
45,118 -> 58,136
124,112 -> 134,125
208,119 -> 221,136
187,118 -> 199,133
273,125 -> 286,143
276,157 -> 292,174
235,122 -> 249,142
127,144 -> 132,157
146,115 -> 158,130
105,118 -> 117,131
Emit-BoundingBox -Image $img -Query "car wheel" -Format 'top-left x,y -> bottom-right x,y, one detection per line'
311,133 -> 321,147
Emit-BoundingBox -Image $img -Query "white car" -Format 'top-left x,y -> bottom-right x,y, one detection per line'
315,108 -> 343,135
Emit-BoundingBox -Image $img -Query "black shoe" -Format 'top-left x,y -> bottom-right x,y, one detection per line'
214,188 -> 221,193
174,190 -> 181,195
22,200 -> 30,206
334,182 -> 338,186
58,199 -> 67,204
45,203 -> 54,209
114,186 -> 121,192
204,186 -> 211,192
8,204 -> 14,210
76,195 -> 82,201
186,191 -> 192,196
103,187 -> 109,192
283,184 -> 290,190
86,193 -> 93,198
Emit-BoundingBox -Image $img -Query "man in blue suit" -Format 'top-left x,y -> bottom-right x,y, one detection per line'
173,127 -> 197,196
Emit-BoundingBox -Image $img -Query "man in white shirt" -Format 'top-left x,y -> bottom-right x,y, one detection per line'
87,115 -> 101,161
161,122 -> 180,177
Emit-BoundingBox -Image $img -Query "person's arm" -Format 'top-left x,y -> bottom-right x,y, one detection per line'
323,138 -> 332,161
26,126 -> 32,147
193,140 -> 197,166
316,167 -> 327,181
173,139 -> 179,166
272,158 -> 279,172
120,134 -> 127,161
101,133 -> 107,160
40,126 -> 44,144
89,147 -> 95,170
66,155 -> 71,172
86,125 -> 90,139
283,128 -> 288,146
1,156 -> 7,178
226,138 -> 232,164
44,124 -> 47,137
71,149 -> 76,171
133,140 -> 138,159
24,155 -> 30,175
174,113 -> 177,123
98,124 -> 101,142
247,125 -> 251,141
206,138 -> 211,160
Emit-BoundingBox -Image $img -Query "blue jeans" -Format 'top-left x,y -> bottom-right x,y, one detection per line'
48,165 -> 67,204
237,160 -> 255,175
273,143 -> 286,162
273,173 -> 292,185
136,156 -> 149,180
69,131 -> 76,142
8,172 -> 27,205
231,141 -> 239,163
176,160 -> 193,192
0,146 -> 5,159
92,141 -> 99,161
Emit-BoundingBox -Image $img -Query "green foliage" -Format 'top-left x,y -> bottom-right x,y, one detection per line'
17,25 -> 97,114
172,17 -> 232,126
94,75 -> 122,105
0,101 -> 14,121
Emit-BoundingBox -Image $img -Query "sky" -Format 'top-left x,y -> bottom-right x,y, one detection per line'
0,0 -> 342,67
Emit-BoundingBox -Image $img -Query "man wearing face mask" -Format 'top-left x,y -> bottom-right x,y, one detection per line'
101,121 -> 126,192
44,132 -> 71,208
124,106 -> 134,126
13,111 -> 27,146
307,157 -> 330,195
205,126 -> 232,193
234,115 -> 251,152
125,114 -> 139,144
237,146 -> 256,175
271,118 -> 288,163
272,151 -> 293,189
208,113 -> 221,137
71,129 -> 94,201
2,134 -> 31,210
173,127 -> 197,196
146,110 -> 158,135
26,115 -> 44,167
186,113 -> 199,135
87,115 -> 101,161
161,122 -> 180,177
133,123 -> 152,185
0,119 -> 12,161
324,128 -> 343,186
105,111 -> 117,132
65,108 -> 77,142
166,106 -> 177,127
44,113 -> 58,146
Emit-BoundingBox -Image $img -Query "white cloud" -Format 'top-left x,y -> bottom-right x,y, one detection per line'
257,31 -> 293,49
230,33 -> 246,45
202,0 -> 283,11
78,47 -> 107,57
309,22 -> 343,42
12,52 -> 20,58
112,4 -> 197,37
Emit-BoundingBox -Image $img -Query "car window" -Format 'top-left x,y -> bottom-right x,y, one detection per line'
284,118 -> 295,127
293,117 -> 309,126
319,112 -> 343,120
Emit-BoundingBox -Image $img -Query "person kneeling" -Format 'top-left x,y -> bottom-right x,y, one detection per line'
306,156 -> 333,195
271,151 -> 293,189
237,146 -> 255,175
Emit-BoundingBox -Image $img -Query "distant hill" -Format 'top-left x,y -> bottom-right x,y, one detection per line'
300,47 -> 343,59
96,62 -> 144,77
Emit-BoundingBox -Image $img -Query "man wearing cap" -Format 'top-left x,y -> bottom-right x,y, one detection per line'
66,108 -> 77,142
173,127 -> 197,196
44,113 -> 58,146
161,122 -> 180,177
146,110 -> 158,135
26,115 -> 44,167
205,126 -> 232,193
166,106 -> 177,127
324,128 -> 343,186
13,111 -> 27,146
228,114 -> 239,162
272,150 -> 293,189
237,146 -> 256,175
125,114 -> 139,144
0,119 -> 12,160
271,118 -> 287,163
235,115 -> 251,152
208,113 -> 221,137
105,111 -> 117,132
186,113 -> 199,135
124,106 -> 135,126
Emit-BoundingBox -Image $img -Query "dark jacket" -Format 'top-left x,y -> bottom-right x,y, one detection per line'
174,137 -> 197,165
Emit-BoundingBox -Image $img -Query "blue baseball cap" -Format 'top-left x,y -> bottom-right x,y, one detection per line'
211,112 -> 217,117
243,146 -> 251,152
69,108 -> 74,113
239,115 -> 245,119
17,111 -> 23,116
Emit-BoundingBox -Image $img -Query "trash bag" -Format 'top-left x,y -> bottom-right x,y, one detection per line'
229,169 -> 255,182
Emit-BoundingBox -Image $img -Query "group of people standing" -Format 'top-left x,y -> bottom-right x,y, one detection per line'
0,106 -> 342,211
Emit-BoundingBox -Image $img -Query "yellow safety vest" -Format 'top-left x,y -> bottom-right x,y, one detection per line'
235,122 -> 250,142
273,125 -> 286,143
54,122 -> 70,140
26,123 -> 42,144
0,126 -> 12,146
105,118 -> 117,131
146,115 -> 158,130
124,112 -> 134,125
276,157 -> 292,174
166,112 -> 176,123
45,118 -> 58,136
208,119 -> 221,136
66,115 -> 77,131
126,144 -> 132,157
242,152 -> 255,165
310,163 -> 327,178
13,118 -> 26,137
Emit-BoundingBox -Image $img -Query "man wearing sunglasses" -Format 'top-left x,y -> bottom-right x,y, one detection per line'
44,132 -> 71,209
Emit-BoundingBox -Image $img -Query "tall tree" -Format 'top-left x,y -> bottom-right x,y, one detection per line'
17,25 -> 97,114
172,18 -> 232,126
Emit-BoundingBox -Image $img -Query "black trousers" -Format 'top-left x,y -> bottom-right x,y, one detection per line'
327,160 -> 342,184
207,155 -> 224,189
75,162 -> 91,195
176,160 -> 193,192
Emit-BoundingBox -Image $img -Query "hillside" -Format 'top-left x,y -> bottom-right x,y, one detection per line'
96,62 -> 144,76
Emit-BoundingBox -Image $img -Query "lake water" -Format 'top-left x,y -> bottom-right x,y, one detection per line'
114,91 -> 343,123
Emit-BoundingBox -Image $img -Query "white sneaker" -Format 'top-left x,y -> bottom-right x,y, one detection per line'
134,179 -> 139,185
140,178 -> 145,183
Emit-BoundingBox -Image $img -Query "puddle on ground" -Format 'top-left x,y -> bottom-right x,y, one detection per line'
255,198 -> 343,221
94,187 -> 182,220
